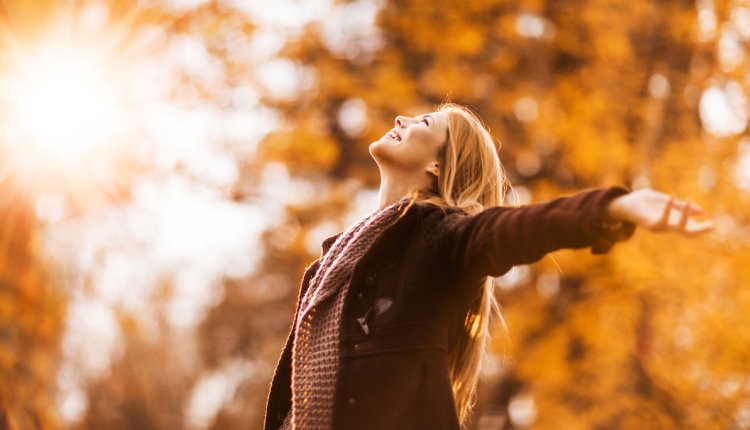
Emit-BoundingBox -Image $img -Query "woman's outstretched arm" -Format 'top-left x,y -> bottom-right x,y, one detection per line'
435,186 -> 712,280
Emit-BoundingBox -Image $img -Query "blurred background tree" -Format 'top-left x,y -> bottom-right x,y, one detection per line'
0,0 -> 748,429
0,183 -> 66,429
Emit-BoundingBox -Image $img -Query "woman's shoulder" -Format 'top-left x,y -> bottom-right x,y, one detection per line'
409,202 -> 472,234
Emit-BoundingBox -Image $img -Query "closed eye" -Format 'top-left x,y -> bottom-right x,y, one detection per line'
421,118 -> 429,126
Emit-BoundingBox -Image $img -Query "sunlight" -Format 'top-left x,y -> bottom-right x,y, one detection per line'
0,32 -> 139,202
4,50 -> 122,160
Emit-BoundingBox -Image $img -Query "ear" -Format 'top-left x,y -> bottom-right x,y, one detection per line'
426,162 -> 439,178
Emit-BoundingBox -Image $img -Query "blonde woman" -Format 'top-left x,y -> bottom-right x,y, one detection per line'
263,103 -> 714,430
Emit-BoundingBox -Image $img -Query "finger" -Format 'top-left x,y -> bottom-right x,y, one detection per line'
678,201 -> 690,231
689,203 -> 707,216
683,219 -> 715,236
658,196 -> 674,228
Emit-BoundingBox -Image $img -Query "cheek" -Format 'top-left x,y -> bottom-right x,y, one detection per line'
405,128 -> 442,153
399,139 -> 438,166
404,127 -> 432,145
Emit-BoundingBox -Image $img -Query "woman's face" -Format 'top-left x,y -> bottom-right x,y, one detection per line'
369,111 -> 449,175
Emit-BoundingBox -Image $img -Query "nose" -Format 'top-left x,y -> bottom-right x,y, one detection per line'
394,115 -> 412,128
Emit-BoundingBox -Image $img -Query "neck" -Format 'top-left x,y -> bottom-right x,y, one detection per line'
377,167 -> 432,210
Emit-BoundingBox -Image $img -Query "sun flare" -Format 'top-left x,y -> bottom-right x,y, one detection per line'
4,50 -> 123,159
0,18 -> 140,204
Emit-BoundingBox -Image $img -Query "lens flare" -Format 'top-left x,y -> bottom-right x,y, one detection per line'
3,50 -> 123,161
9,54 -> 122,157
0,21 -> 141,208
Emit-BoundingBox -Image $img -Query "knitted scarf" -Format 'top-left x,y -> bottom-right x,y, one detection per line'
280,197 -> 410,430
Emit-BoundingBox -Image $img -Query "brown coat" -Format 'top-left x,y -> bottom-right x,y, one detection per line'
263,186 -> 635,430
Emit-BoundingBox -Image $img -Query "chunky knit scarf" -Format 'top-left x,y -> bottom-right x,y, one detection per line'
280,197 -> 410,430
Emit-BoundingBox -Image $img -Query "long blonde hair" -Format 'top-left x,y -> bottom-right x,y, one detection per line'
405,102 -> 512,427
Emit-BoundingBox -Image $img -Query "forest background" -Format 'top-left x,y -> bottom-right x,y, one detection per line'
1,0 -> 749,429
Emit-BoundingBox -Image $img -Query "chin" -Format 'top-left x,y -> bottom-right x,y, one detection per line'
368,141 -> 393,165
369,137 -> 387,152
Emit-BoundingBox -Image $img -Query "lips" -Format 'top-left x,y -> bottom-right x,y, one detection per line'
387,130 -> 402,141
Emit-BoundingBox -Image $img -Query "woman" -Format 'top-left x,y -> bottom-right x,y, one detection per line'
263,103 -> 714,430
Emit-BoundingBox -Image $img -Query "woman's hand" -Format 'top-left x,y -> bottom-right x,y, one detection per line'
606,188 -> 715,236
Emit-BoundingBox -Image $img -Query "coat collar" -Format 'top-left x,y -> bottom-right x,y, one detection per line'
318,201 -> 461,255
321,231 -> 343,254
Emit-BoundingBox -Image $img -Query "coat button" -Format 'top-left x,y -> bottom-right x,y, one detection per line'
353,343 -> 360,351
365,272 -> 376,286
357,292 -> 363,299
347,397 -> 357,406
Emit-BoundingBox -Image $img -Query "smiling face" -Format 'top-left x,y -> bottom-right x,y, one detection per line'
369,111 -> 449,177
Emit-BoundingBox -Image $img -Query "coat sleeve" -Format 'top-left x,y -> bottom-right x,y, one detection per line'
436,185 -> 637,279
